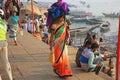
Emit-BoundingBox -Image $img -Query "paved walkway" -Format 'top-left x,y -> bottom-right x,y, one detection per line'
0,31 -> 114,80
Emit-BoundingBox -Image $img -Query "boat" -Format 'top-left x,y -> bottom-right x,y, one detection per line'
102,13 -> 119,18
69,11 -> 92,22
70,17 -> 87,22
100,21 -> 110,32
70,27 -> 90,34
69,11 -> 92,17
70,24 -> 100,36
70,16 -> 95,22
86,17 -> 104,25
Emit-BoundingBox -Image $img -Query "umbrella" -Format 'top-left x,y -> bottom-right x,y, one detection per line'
21,4 -> 41,15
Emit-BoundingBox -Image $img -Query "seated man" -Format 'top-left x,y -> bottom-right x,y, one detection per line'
80,42 -> 103,75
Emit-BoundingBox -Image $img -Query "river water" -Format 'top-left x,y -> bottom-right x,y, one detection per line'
69,17 -> 119,44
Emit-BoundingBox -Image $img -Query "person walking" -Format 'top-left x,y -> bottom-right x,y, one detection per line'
48,0 -> 72,79
8,6 -> 19,46
50,15 -> 72,79
0,9 -> 13,80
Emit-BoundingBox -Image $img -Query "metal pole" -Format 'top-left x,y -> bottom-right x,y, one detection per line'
18,0 -> 22,26
74,31 -> 77,44
116,15 -> 120,80
31,0 -> 34,34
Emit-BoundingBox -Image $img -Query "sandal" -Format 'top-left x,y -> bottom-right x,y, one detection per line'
53,69 -> 62,77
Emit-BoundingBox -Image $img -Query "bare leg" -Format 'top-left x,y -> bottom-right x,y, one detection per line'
13,38 -> 17,46
0,75 -> 2,80
1,47 -> 13,80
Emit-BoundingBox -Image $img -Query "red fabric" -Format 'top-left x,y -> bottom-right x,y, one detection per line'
116,15 -> 120,80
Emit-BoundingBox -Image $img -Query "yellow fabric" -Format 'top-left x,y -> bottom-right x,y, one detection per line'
0,22 -> 7,41
20,30 -> 23,36
49,53 -> 55,64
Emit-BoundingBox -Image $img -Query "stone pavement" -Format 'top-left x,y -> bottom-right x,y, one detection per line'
0,31 -> 114,80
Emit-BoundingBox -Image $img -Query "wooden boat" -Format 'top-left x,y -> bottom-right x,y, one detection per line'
71,16 -> 95,22
69,11 -> 92,17
69,11 -> 92,22
86,18 -> 103,25
102,13 -> 119,18
100,21 -> 110,32
71,17 -> 87,22
70,27 -> 91,33
70,24 -> 100,35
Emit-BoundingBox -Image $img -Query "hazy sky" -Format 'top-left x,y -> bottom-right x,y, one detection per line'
21,0 -> 120,3
21,0 -> 120,15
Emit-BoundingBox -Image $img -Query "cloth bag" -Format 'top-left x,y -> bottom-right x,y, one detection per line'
49,51 -> 55,64
19,29 -> 23,36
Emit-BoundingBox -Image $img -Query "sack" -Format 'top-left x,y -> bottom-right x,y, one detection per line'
48,4 -> 65,19
49,53 -> 55,64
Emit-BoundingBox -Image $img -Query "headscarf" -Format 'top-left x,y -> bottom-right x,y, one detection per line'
46,0 -> 69,27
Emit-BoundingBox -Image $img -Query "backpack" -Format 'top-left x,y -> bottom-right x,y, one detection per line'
48,4 -> 65,20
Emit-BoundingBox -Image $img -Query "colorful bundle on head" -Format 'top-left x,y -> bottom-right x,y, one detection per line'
48,4 -> 65,20
46,0 -> 69,27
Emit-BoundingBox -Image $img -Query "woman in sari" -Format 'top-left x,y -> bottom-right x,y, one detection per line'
49,15 -> 72,79
8,9 -> 19,46
48,0 -> 72,78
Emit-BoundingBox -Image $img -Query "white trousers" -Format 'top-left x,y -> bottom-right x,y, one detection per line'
0,75 -> 2,80
0,47 -> 13,80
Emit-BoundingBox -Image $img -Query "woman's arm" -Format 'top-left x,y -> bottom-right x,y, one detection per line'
49,25 -> 56,51
88,53 -> 96,68
50,30 -> 54,43
66,23 -> 70,44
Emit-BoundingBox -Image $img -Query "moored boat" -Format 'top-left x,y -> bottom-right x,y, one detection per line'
86,17 -> 104,25
100,21 -> 110,32
102,13 -> 119,18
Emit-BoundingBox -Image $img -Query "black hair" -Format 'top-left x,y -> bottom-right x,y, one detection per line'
53,15 -> 65,23
87,33 -> 90,36
84,40 -> 92,46
91,43 -> 99,49
66,19 -> 72,25
57,15 -> 65,20
92,34 -> 96,39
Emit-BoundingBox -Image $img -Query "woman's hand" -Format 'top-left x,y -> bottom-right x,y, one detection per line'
49,42 -> 52,51
96,64 -> 103,67
66,38 -> 69,45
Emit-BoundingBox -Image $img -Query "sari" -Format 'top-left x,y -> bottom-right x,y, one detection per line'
52,21 -> 72,77
8,15 -> 19,39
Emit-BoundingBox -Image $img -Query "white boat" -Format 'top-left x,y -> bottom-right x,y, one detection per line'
72,17 -> 87,22
100,21 -> 110,32
102,13 -> 119,18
